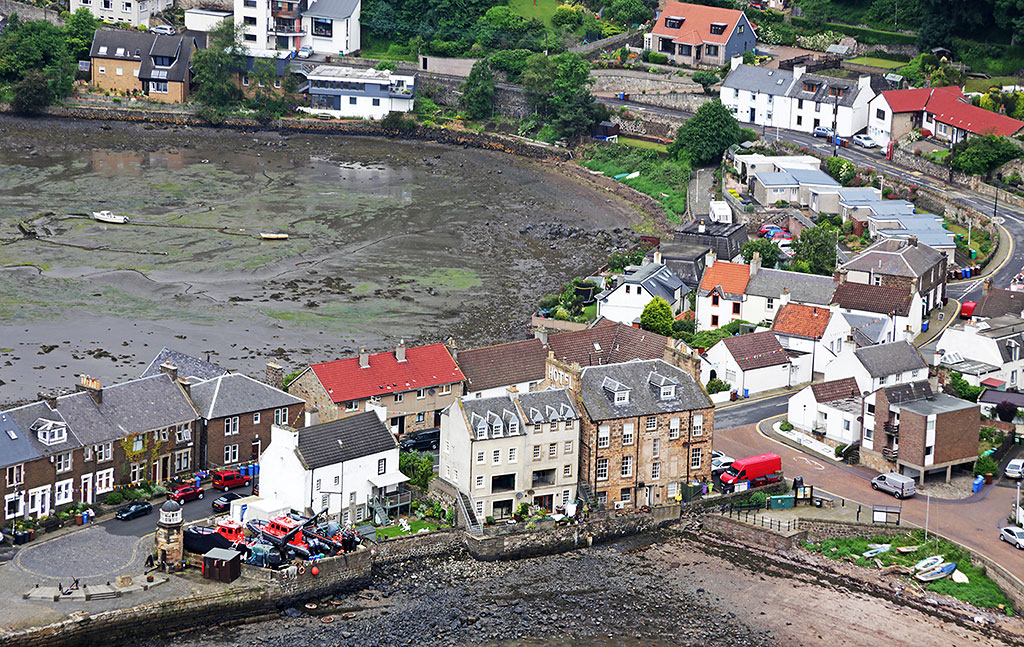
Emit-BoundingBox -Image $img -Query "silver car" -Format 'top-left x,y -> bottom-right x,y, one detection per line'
1006,458 -> 1024,479
853,134 -> 878,148
1000,526 -> 1024,549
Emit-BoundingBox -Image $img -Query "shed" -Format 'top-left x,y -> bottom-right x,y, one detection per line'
202,548 -> 242,583
595,121 -> 620,138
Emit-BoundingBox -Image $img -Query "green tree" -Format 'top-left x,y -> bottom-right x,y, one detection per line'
950,135 -> 1023,176
250,59 -> 293,124
399,450 -> 435,489
691,70 -> 719,95
791,223 -> 838,276
521,53 -> 555,114
667,99 -> 739,166
522,52 -> 597,139
552,4 -> 583,28
191,19 -> 245,120
63,8 -> 101,62
459,60 -> 495,119
606,0 -> 650,25
948,371 -> 984,402
0,16 -> 70,82
740,238 -> 781,268
11,69 -> 52,114
640,296 -> 675,337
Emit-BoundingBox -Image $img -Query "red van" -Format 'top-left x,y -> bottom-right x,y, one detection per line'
960,301 -> 977,319
211,470 -> 251,491
720,453 -> 782,487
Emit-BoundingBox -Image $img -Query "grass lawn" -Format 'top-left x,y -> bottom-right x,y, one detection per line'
965,76 -> 1022,93
924,149 -> 951,165
509,0 -> 561,28
619,136 -> 669,153
375,519 -> 439,539
847,56 -> 906,69
805,530 -> 1014,612
358,37 -> 417,62
583,303 -> 597,321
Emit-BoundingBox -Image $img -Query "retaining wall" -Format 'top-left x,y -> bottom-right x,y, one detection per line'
609,112 -> 682,140
701,513 -> 808,551
798,519 -> 908,541
177,0 -> 232,10
625,92 -> 714,113
0,0 -> 63,25
589,69 -> 701,95
370,528 -> 463,566
417,74 -> 532,118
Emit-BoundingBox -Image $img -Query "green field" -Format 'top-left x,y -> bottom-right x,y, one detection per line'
619,136 -> 669,153
509,0 -> 561,28
847,56 -> 905,69
965,76 -> 1022,93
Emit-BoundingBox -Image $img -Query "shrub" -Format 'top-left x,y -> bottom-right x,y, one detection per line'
648,51 -> 668,64
780,421 -> 794,431
374,60 -> 398,71
381,111 -> 417,133
834,443 -> 847,458
485,516 -> 495,525
995,401 -> 1019,422
705,378 -> 731,394
745,491 -> 768,508
538,294 -> 561,311
974,454 -> 998,475
104,492 -> 124,505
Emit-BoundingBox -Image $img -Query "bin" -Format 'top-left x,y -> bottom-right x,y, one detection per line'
768,495 -> 795,510
82,510 -> 89,523
743,388 -> 749,398
972,475 -> 984,493
75,513 -> 84,526
922,321 -> 929,332
730,390 -> 738,401
971,249 -> 978,259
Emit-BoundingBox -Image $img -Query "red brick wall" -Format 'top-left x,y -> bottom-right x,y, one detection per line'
205,402 -> 305,470
934,406 -> 980,465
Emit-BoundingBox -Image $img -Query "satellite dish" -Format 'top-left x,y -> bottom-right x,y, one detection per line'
526,489 -> 535,496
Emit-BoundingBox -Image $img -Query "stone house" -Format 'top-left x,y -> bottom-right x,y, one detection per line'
439,390 -> 580,521
89,30 -> 197,103
288,341 -> 465,436
577,359 -> 714,509
839,238 -> 947,315
644,1 -> 755,68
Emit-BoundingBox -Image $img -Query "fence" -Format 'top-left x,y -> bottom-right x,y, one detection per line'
716,508 -> 800,533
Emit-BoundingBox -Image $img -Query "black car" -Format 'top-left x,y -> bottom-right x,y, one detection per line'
115,501 -> 152,520
400,428 -> 440,452
212,491 -> 245,513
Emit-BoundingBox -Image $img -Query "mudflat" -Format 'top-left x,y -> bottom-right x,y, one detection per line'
0,116 -> 639,405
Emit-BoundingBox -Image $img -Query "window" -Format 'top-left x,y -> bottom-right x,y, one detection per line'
614,391 -> 629,404
661,385 -> 675,400
667,482 -> 678,498
925,445 -> 934,457
476,451 -> 485,465
244,0 -> 256,5
564,440 -> 573,454
620,488 -> 632,503
875,108 -> 885,120
803,82 -> 816,93
646,416 -> 657,431
6,464 -> 23,487
175,449 -> 190,473
873,275 -> 882,286
653,438 -> 661,458
796,115 -> 803,126
175,425 -> 190,444
335,476 -> 340,486
626,285 -> 631,294
598,425 -> 610,449
937,122 -> 948,136
394,392 -> 404,403
273,407 -> 288,425
829,87 -> 845,98
1013,370 -> 1019,385
690,447 -> 702,470
152,56 -> 172,67
475,475 -> 484,489
55,452 -> 72,474
102,0 -> 111,8
596,458 -> 609,480
705,44 -> 719,57
274,79 -> 281,89
416,412 -> 425,423
244,34 -> 257,42
843,419 -> 851,432
130,462 -> 145,484
96,469 -> 114,494
492,449 -> 501,465
475,500 -> 484,516
549,443 -> 557,458
711,294 -> 720,306
350,491 -> 356,505
739,24 -> 745,33
711,315 -> 719,326
344,401 -> 358,412
372,98 -> 381,106
440,384 -> 452,395
709,22 -> 725,35
322,494 -> 329,508
562,490 -> 570,505
621,456 -> 633,477
563,464 -> 572,477
55,479 -> 73,505
533,445 -> 542,460
767,298 -> 774,310
732,302 -> 740,315
150,81 -> 168,93
116,67 -> 123,76
224,444 -> 239,464
637,286 -> 642,296
417,389 -> 426,399
378,458 -> 386,475
244,16 -> 257,25
669,418 -> 680,440
867,402 -> 875,414
349,97 -> 357,105
224,416 -> 239,436
622,423 -> 634,446
651,462 -> 661,480
312,16 -> 333,37
242,75 -> 250,87
508,448 -> 517,463
725,369 -> 736,383
693,414 -> 703,437
597,491 -> 608,504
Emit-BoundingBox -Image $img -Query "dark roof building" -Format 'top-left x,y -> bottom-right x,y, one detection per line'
973,280 -> 1024,320
721,331 -> 789,370
746,268 -> 837,305
674,220 -> 747,261
546,320 -> 671,367
456,338 -> 548,395
830,282 -> 914,317
141,347 -> 229,382
854,341 -> 927,378
811,377 -> 861,402
295,411 -> 397,470
656,241 -> 711,288
578,359 -> 711,421
189,373 -> 304,420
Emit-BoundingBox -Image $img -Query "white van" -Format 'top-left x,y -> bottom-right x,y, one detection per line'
871,472 -> 916,499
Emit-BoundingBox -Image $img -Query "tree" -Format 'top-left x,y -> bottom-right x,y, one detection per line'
552,4 -> 584,28
667,99 -> 739,166
249,59 -> 294,124
995,400 -> 1020,422
606,0 -> 650,25
948,371 -> 984,402
11,70 -> 52,114
399,451 -> 435,489
0,16 -> 70,82
63,8 -> 101,62
190,19 -> 245,119
741,238 -> 781,268
691,70 -> 719,95
522,52 -> 597,139
791,223 -> 838,276
459,60 -> 495,119
640,297 -> 675,337
951,135 -> 1023,176
521,53 -> 555,114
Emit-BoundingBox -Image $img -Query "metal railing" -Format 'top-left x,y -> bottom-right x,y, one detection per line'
373,488 -> 412,510
717,506 -> 798,533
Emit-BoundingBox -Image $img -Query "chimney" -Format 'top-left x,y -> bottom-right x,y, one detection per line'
304,405 -> 320,427
395,339 -> 407,362
983,277 -> 993,296
265,361 -> 284,390
829,302 -> 840,314
730,54 -> 743,71
749,251 -> 761,277
534,327 -> 550,347
38,391 -> 57,410
698,221 -> 707,234
858,74 -> 871,91
76,375 -> 102,405
359,348 -> 370,368
780,287 -> 791,307
445,336 -> 458,362
836,268 -> 848,285
908,236 -> 918,247
706,248 -> 716,268
653,248 -> 663,265
159,362 -> 178,382
793,64 -> 806,80
177,377 -> 191,399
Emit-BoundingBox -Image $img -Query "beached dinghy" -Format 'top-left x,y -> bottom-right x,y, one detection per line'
914,555 -> 944,571
951,569 -> 969,584
259,232 -> 289,240
896,545 -> 919,553
916,562 -> 956,582
862,544 -> 891,558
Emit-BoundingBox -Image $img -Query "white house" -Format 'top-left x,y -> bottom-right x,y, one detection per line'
72,0 -> 174,28
771,302 -> 851,374
787,377 -> 863,445
720,63 -> 794,128
934,316 -> 1024,388
258,410 -> 407,525
234,0 -> 360,54
750,168 -> 841,213
731,153 -> 820,181
830,280 -> 924,336
701,330 -> 808,396
299,65 -> 415,119
867,86 -> 1024,147
439,390 -> 580,521
302,0 -> 361,55
822,340 -> 928,394
597,262 -> 687,326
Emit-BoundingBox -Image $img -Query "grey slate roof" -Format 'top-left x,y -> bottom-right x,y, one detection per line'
899,392 -> 976,416
786,72 -> 865,108
295,412 -> 396,470
613,263 -> 687,303
141,347 -> 229,382
0,408 -> 43,468
884,381 -> 933,404
841,239 -> 945,278
788,169 -> 840,186
90,31 -> 194,83
745,268 -> 837,305
674,220 -> 747,261
189,374 -> 303,420
657,241 -> 711,287
756,171 -> 798,187
579,359 -> 711,421
854,341 -> 926,378
979,389 -> 1024,407
5,401 -> 82,459
518,390 -> 579,426
843,312 -> 889,347
462,395 -> 525,440
975,288 -> 1024,320
90,29 -> 156,59
722,64 -> 794,96
303,0 -> 359,19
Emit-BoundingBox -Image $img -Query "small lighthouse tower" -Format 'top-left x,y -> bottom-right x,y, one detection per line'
155,499 -> 184,570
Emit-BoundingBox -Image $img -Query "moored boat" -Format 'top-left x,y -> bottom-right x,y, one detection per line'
916,561 -> 957,582
93,210 -> 129,224
259,232 -> 289,240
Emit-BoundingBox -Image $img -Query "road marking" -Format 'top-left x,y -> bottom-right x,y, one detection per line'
794,455 -> 826,471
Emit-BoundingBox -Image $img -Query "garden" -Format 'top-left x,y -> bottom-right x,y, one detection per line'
374,500 -> 451,539
578,142 -> 690,221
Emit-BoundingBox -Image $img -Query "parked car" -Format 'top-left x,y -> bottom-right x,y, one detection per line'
768,230 -> 794,241
211,491 -> 245,513
758,224 -> 783,236
711,455 -> 734,474
211,470 -> 251,491
711,450 -> 726,460
1006,458 -> 1024,479
853,134 -> 878,148
149,25 -> 175,35
1000,526 -> 1024,548
777,241 -> 794,258
400,428 -> 440,452
871,472 -> 916,499
115,501 -> 153,520
297,46 -> 313,59
720,453 -> 782,487
812,126 -> 834,138
168,484 -> 204,503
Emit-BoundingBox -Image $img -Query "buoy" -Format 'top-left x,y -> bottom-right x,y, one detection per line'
311,566 -> 319,576
321,616 -> 335,623
305,602 -> 318,610
298,566 -> 305,575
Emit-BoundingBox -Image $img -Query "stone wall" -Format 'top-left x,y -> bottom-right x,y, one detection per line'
892,146 -> 974,188
589,69 -> 701,95
176,0 -> 232,11
852,42 -> 918,58
625,92 -> 715,113
797,519 -> 908,541
609,112 -> 683,141
701,513 -> 808,551
572,30 -> 644,57
370,528 -> 463,566
0,0 -> 63,25
418,74 -> 532,118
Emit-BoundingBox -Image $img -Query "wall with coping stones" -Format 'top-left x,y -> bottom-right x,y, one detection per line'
370,528 -> 463,566
624,92 -> 714,113
176,0 -> 232,10
0,0 -> 63,25
797,519 -> 909,541
589,69 -> 701,95
701,513 -> 808,551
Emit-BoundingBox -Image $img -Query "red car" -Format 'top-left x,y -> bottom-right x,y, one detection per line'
758,223 -> 783,235
168,484 -> 205,503
769,230 -> 794,241
212,470 -> 251,491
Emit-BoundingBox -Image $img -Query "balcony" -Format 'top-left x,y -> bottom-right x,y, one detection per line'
881,446 -> 899,462
390,85 -> 414,98
373,485 -> 412,510
270,20 -> 304,36
531,468 -> 556,488
883,421 -> 899,438
272,7 -> 300,19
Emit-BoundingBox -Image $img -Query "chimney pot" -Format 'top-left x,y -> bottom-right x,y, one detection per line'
535,327 -> 550,347
76,375 -> 102,405
396,339 -> 407,363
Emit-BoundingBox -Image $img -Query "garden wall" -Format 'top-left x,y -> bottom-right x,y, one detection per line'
370,528 -> 463,566
176,0 -> 232,11
0,0 -> 63,25
589,69 -> 701,94
797,519 -> 909,541
609,112 -> 682,140
701,513 -> 808,551
417,74 -> 532,118
625,92 -> 715,113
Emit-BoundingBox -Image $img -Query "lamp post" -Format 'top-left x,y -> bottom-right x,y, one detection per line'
925,491 -> 931,541
1017,481 -> 1021,525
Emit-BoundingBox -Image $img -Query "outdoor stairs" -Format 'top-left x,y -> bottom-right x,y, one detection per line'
456,490 -> 483,536
85,584 -> 120,601
371,500 -> 390,526
577,482 -> 597,509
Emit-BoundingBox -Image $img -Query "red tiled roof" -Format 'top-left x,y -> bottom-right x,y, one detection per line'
811,377 -> 860,403
547,319 -> 669,367
981,377 -> 1006,388
455,338 -> 547,393
310,343 -> 465,404
699,261 -> 750,295
880,86 -> 960,113
925,88 -> 1024,137
772,303 -> 832,339
721,331 -> 789,371
830,282 -> 913,317
651,1 -> 747,45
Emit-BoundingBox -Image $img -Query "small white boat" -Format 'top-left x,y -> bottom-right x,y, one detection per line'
916,562 -> 957,582
951,569 -> 969,584
896,545 -> 919,554
862,544 -> 891,558
914,555 -> 944,572
259,232 -> 289,240
93,211 -> 129,224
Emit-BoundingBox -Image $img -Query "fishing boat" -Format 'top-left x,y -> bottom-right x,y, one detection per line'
951,569 -> 969,584
916,562 -> 957,582
914,555 -> 944,571
93,211 -> 129,224
862,544 -> 891,558
896,545 -> 919,554
259,232 -> 289,240
183,519 -> 250,555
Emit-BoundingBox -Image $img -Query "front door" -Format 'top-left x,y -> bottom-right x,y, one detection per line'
161,456 -> 170,482
750,107 -> 756,122
643,486 -> 653,506
81,474 -> 93,505
433,410 -> 442,427
152,460 -> 160,482
391,416 -> 405,436
534,494 -> 554,512
251,439 -> 261,460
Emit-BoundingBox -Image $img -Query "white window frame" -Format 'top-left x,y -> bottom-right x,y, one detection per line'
645,417 -> 657,431
508,447 -> 518,463
440,384 -> 452,395
596,458 -> 609,480
476,451 -> 485,465
533,445 -> 542,460
253,412 -> 261,424
54,479 -> 74,505
669,417 -> 680,440
653,437 -> 661,458
492,449 -> 500,465
598,425 -> 610,449
475,475 -> 484,489
394,392 -> 404,403
622,423 -> 634,446
563,464 -> 572,477
55,452 -> 72,474
224,443 -> 239,464
417,389 -> 426,400
224,416 -> 239,436
95,468 -> 114,494
693,414 -> 703,437
690,447 -> 702,470
621,456 -> 633,478
564,440 -> 573,454
549,443 -> 557,458
651,462 -> 661,480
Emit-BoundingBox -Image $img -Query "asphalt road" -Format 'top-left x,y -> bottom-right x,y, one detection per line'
714,393 -> 789,430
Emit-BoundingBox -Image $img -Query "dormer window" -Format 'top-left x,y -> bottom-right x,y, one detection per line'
615,391 -> 629,404
829,87 -> 845,98
709,22 -> 727,35
661,385 -> 676,400
153,56 -> 173,67
509,420 -> 519,434
31,419 -> 67,446
476,423 -> 487,439
1011,341 -> 1020,362
491,422 -> 502,436
98,46 -> 108,55
803,82 -> 817,93
664,16 -> 683,29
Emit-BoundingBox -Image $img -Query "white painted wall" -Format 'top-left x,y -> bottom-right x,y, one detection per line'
701,341 -> 796,396
301,6 -> 361,55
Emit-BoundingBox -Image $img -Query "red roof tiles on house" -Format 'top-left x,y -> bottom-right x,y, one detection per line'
651,1 -> 747,45
811,377 -> 861,403
699,261 -> 750,295
881,86 -> 1024,137
310,343 -> 465,404
771,303 -> 832,339
721,331 -> 789,371
880,86 -> 960,113
455,338 -> 547,393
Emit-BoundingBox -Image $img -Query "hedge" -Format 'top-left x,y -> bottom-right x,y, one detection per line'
790,17 -> 917,46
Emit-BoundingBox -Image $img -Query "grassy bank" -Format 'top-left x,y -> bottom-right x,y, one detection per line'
579,143 -> 689,221
804,530 -> 1013,611
847,56 -> 905,69
509,0 -> 560,28
619,136 -> 669,153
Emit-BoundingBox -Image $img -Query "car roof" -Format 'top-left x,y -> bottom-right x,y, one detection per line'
1011,458 -> 1024,465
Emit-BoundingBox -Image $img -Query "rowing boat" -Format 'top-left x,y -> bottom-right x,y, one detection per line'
260,232 -> 289,240
916,562 -> 956,582
914,555 -> 943,571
